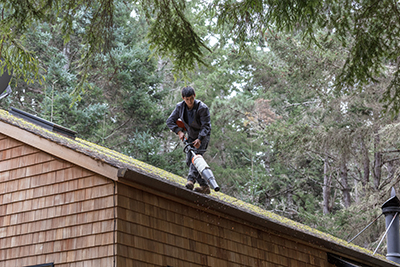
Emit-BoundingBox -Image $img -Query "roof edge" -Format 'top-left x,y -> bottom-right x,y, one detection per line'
0,119 -> 119,181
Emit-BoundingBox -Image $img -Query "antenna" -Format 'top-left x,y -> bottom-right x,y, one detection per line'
0,60 -> 12,100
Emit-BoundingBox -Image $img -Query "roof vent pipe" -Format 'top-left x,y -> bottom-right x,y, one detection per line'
381,187 -> 400,264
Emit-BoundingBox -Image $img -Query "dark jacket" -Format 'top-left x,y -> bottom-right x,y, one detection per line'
166,99 -> 211,141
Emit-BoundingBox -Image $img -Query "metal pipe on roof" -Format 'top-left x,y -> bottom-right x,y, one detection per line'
381,187 -> 400,264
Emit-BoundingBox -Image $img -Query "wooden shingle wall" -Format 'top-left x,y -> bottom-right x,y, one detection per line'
117,183 -> 329,267
0,134 -> 115,267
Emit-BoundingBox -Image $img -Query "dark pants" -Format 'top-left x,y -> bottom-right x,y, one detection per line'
186,136 -> 210,186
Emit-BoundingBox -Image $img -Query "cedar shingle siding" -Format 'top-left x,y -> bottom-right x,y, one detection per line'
117,183 -> 327,266
0,134 -> 115,266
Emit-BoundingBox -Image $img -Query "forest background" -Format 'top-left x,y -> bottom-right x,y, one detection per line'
1,0 -> 400,255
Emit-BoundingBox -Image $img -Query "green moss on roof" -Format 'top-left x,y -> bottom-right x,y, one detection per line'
0,109 -> 395,265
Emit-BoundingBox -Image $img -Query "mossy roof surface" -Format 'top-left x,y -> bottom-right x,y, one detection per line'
0,109 -> 396,265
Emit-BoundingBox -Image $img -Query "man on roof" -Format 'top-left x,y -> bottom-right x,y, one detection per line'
166,86 -> 212,194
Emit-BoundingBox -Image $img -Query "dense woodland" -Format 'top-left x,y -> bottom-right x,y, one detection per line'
2,0 -> 400,254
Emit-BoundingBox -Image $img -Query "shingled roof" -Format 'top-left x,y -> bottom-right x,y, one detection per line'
0,108 -> 397,267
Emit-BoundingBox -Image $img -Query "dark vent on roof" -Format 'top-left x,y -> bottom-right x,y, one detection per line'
328,253 -> 371,267
9,107 -> 77,139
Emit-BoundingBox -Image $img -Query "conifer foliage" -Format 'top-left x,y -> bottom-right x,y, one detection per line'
3,0 -> 400,254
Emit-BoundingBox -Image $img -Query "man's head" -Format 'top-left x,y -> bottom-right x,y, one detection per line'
181,86 -> 195,98
182,86 -> 196,109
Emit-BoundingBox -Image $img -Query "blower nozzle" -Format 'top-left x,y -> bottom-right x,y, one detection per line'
192,153 -> 220,192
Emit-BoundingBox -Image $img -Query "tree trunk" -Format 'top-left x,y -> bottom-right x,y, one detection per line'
323,158 -> 332,215
340,157 -> 351,208
286,183 -> 293,208
354,177 -> 359,204
62,42 -> 70,70
373,131 -> 382,190
387,161 -> 395,182
360,136 -> 370,188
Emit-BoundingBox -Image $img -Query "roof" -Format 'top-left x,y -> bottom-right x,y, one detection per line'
0,108 -> 398,267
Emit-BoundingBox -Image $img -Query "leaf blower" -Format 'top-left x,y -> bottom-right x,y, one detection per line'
177,119 -> 220,192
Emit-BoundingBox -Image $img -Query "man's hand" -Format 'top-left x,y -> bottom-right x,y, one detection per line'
193,139 -> 201,149
178,131 -> 185,141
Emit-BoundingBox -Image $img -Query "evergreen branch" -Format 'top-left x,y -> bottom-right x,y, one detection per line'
282,100 -> 320,109
382,157 -> 400,165
381,149 -> 400,154
104,118 -> 132,141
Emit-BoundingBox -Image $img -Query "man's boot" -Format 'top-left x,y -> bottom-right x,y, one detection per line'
194,185 -> 210,194
185,180 -> 194,190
